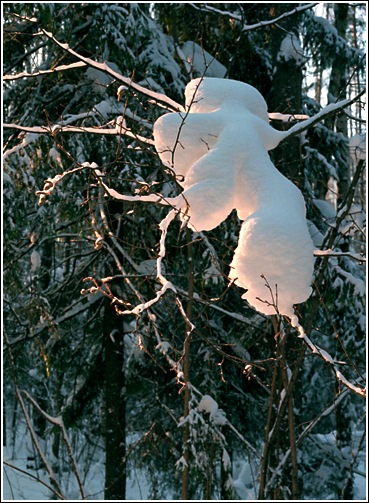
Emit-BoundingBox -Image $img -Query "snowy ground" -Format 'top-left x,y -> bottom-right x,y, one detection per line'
2,420 -> 150,501
2,420 -> 366,500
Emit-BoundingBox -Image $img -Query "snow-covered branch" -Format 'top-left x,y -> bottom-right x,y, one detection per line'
189,3 -> 318,32
313,249 -> 366,263
36,27 -> 185,113
3,122 -> 154,145
280,88 -> 366,142
269,112 -> 309,122
292,321 -> 366,397
3,61 -> 87,80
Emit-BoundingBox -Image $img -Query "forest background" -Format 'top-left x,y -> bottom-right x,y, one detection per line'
2,2 -> 367,501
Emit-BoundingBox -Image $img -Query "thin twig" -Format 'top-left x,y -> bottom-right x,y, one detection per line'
22,391 -> 87,500
3,461 -> 65,500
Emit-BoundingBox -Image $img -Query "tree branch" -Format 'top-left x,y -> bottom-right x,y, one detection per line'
36,27 -> 185,113
3,461 -> 65,500
22,391 -> 86,500
3,122 -> 154,145
189,3 -> 318,32
292,321 -> 366,397
313,249 -> 366,262
3,61 -> 87,80
279,89 -> 366,143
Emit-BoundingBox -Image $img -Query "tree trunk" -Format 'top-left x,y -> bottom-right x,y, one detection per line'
268,3 -> 304,188
181,228 -> 194,500
327,4 -> 349,207
104,299 -> 126,500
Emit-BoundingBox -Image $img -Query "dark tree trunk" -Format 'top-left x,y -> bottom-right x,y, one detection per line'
327,4 -> 350,206
268,4 -> 304,188
104,299 -> 126,500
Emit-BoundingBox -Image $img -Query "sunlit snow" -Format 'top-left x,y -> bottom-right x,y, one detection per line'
154,77 -> 314,318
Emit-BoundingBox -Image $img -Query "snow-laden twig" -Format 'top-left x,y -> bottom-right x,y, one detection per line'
96,171 -> 184,206
93,169 -> 188,210
3,129 -> 40,161
35,162 -> 103,205
22,391 -> 86,500
269,112 -> 310,122
3,122 -> 154,145
313,249 -> 366,262
190,385 -> 261,460
3,60 -> 88,80
189,3 -> 317,32
291,319 -> 366,397
35,26 -> 184,113
280,88 -> 366,143
157,209 -> 177,286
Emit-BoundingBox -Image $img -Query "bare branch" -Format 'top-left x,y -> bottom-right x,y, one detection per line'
4,331 -> 64,497
22,390 -> 86,500
3,461 -> 65,500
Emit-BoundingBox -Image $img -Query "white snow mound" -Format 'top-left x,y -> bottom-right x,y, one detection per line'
153,77 -> 314,317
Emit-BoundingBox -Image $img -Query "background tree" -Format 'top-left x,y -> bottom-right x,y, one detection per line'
3,3 -> 366,501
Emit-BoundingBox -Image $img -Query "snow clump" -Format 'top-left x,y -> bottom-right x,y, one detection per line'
198,394 -> 227,425
153,77 -> 314,319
